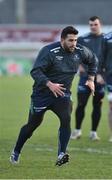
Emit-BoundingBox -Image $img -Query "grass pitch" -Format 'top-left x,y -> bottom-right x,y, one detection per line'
0,76 -> 112,179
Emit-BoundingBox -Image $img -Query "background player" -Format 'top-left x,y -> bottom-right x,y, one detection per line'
71,16 -> 105,140
104,32 -> 112,142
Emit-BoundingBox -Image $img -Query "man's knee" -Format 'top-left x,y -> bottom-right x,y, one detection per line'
59,111 -> 71,129
22,111 -> 44,139
77,92 -> 89,108
93,93 -> 104,106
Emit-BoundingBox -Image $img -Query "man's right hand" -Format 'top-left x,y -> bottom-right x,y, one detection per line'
46,81 -> 66,97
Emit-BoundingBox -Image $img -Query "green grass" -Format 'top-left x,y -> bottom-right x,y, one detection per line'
0,76 -> 112,179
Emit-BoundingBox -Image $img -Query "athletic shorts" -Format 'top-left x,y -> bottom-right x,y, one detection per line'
30,90 -> 72,114
77,75 -> 105,95
106,73 -> 112,101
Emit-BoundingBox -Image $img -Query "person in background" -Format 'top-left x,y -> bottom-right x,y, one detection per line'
104,32 -> 112,142
71,16 -> 106,140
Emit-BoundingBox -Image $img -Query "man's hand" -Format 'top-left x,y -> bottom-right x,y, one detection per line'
85,76 -> 95,96
96,74 -> 105,84
46,81 -> 66,97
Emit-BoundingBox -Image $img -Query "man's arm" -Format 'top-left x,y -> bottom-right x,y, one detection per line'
82,46 -> 98,77
77,37 -> 87,74
96,36 -> 106,84
30,46 -> 66,97
82,46 -> 98,95
30,47 -> 51,87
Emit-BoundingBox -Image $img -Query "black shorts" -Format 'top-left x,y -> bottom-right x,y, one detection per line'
30,90 -> 72,115
78,75 -> 105,95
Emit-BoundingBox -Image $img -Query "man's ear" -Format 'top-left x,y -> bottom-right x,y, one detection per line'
61,38 -> 65,45
61,38 -> 64,42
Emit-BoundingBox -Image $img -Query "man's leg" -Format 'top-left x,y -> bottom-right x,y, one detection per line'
14,110 -> 45,154
10,100 -> 47,164
71,92 -> 90,139
71,76 -> 90,139
75,92 -> 90,130
92,92 -> 104,131
51,95 -> 72,165
106,74 -> 112,142
107,93 -> 112,142
90,91 -> 104,140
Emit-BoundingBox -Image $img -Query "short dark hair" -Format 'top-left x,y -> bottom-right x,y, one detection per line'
89,16 -> 101,22
61,26 -> 78,39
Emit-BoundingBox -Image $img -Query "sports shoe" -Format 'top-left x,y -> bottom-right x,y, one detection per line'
90,132 -> 100,141
70,129 -> 82,139
10,150 -> 20,164
55,152 -> 69,166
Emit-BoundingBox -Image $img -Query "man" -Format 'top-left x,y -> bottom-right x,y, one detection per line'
104,32 -> 112,142
10,26 -> 97,166
71,16 -> 105,141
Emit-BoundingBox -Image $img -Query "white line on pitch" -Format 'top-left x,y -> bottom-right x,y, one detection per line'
35,146 -> 112,155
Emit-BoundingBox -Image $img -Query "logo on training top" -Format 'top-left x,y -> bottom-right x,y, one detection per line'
55,56 -> 63,60
83,38 -> 90,43
54,50 -> 60,53
74,54 -> 80,60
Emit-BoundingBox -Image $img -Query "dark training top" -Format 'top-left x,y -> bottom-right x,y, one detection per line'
30,41 -> 98,93
77,32 -> 105,75
104,32 -> 112,75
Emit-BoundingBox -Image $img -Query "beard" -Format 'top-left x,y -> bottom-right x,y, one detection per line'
63,43 -> 75,53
